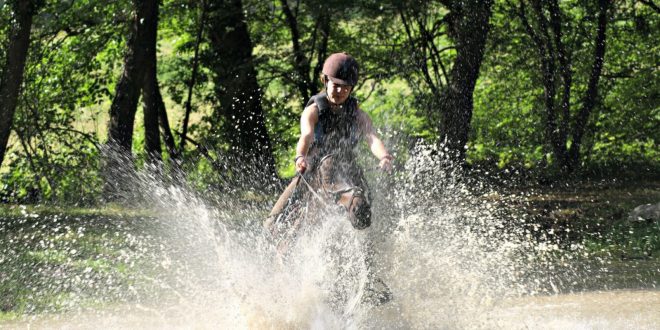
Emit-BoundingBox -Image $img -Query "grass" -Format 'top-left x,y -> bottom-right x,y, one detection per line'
0,204 -> 157,218
512,176 -> 660,259
0,211 -> 161,319
0,199 -> 269,319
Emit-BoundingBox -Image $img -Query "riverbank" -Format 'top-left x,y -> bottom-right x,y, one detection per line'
514,176 -> 660,259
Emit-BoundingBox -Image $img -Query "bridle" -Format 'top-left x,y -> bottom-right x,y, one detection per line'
297,154 -> 365,213
327,186 -> 364,212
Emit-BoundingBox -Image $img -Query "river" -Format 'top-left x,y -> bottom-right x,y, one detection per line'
1,155 -> 658,329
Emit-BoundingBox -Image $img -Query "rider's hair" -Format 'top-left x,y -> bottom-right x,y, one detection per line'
319,74 -> 329,93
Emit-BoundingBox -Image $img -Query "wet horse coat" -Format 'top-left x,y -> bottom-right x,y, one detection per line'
265,153 -> 392,306
267,153 -> 372,254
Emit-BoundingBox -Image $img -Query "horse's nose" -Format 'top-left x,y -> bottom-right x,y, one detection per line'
350,202 -> 371,229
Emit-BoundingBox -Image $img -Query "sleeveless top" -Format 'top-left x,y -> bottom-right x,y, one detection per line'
305,92 -> 360,160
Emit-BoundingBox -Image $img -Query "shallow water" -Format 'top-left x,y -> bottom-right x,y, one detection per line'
1,149 -> 658,329
489,290 -> 660,329
4,290 -> 658,329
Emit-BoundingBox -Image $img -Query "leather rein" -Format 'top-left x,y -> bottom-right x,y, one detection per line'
297,154 -> 363,212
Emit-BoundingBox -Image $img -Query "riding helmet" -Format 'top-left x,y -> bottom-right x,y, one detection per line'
322,52 -> 359,86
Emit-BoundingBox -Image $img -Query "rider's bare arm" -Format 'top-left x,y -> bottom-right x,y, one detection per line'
295,104 -> 319,173
357,108 -> 394,171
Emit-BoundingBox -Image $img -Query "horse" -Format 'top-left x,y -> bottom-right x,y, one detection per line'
264,153 -> 393,308
266,153 -> 372,256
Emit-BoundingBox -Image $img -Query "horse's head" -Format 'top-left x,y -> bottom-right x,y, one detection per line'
316,154 -> 371,229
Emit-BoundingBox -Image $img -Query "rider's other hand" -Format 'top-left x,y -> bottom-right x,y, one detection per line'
295,156 -> 308,174
378,154 -> 394,173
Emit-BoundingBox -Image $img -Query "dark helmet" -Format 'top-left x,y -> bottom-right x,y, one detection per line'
322,52 -> 359,86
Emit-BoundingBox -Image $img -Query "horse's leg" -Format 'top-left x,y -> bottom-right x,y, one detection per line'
264,176 -> 301,233
361,238 -> 393,306
274,198 -> 308,261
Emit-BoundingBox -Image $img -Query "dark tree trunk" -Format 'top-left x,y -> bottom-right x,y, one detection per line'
141,0 -> 161,164
530,0 -> 571,167
567,0 -> 610,168
142,61 -> 162,164
312,11 -> 331,85
103,0 -> 159,199
439,0 -> 494,161
280,0 -> 317,101
0,0 -> 38,167
179,0 -> 206,157
106,0 -> 158,152
156,85 -> 178,162
206,0 -> 277,181
548,0 -> 572,147
517,0 -> 610,172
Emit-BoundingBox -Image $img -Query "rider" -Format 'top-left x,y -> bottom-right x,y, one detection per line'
265,52 -> 393,228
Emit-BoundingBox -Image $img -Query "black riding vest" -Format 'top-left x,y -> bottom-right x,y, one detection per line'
306,92 -> 360,159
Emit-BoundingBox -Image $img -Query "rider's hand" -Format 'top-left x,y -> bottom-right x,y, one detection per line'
295,155 -> 308,174
378,154 -> 394,173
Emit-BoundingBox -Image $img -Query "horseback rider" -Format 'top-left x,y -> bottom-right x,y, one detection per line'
265,52 -> 393,228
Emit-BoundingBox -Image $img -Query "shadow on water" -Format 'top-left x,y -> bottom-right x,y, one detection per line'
0,145 -> 658,328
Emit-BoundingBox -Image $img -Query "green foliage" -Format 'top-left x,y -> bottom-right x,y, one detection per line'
0,2 -> 10,68
469,0 -> 658,170
0,0 -> 658,203
0,0 -> 130,204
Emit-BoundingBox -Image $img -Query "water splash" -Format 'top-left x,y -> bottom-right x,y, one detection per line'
1,145 -> 658,328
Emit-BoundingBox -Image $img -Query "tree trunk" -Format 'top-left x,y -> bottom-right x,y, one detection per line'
142,61 -> 162,164
280,0 -> 316,101
103,0 -> 159,199
312,11 -> 331,85
179,0 -> 206,157
156,85 -> 178,163
0,0 -> 38,167
206,0 -> 277,182
106,0 -> 158,152
141,0 -> 161,165
567,0 -> 610,169
439,0 -> 493,161
518,0 -> 610,172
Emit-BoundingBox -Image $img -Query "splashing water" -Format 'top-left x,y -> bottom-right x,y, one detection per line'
1,145 -> 658,329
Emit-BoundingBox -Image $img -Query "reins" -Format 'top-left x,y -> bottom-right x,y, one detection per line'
297,172 -> 328,206
296,153 -> 364,212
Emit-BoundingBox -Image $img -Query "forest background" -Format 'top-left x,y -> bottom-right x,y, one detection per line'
0,0 -> 657,204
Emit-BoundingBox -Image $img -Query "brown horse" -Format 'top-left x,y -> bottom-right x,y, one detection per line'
265,154 -> 393,306
267,153 -> 372,255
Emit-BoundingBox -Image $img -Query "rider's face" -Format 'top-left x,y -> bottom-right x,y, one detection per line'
326,79 -> 353,104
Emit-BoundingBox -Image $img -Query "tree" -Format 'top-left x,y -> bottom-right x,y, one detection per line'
395,0 -> 493,162
103,0 -> 160,199
106,0 -> 159,153
279,0 -> 331,102
438,0 -> 494,161
141,0 -> 163,165
101,0 -> 176,169
516,0 -> 611,171
0,0 -> 41,167
177,0 -> 206,159
142,58 -> 164,164
204,0 -> 277,181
